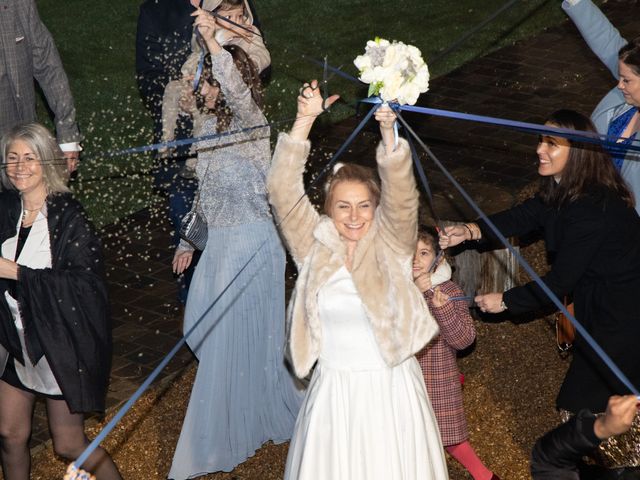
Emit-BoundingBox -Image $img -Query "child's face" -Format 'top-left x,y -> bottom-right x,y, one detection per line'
215,6 -> 247,36
413,239 -> 436,280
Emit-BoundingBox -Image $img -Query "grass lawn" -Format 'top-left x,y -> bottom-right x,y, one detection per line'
35,0 -> 584,226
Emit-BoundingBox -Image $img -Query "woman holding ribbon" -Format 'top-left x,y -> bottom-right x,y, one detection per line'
0,123 -> 121,479
168,8 -> 302,479
562,0 -> 640,215
441,110 -> 640,472
268,84 -> 448,479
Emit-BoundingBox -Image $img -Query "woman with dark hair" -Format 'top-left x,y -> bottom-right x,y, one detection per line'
441,109 -> 640,471
562,0 -> 640,214
168,9 -> 302,479
0,123 -> 121,479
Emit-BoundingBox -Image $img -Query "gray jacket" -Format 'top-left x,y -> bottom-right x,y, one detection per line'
562,0 -> 631,134
0,0 -> 80,143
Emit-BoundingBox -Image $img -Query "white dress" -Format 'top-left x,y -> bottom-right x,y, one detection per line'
284,267 -> 449,480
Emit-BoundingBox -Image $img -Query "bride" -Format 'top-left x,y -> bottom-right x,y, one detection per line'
267,83 -> 449,479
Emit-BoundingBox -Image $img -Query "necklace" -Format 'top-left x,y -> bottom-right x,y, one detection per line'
21,202 -> 45,224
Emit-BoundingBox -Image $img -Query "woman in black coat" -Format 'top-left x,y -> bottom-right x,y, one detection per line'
440,110 -> 640,419
0,124 -> 121,479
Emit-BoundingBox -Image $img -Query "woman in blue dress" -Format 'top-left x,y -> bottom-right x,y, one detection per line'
169,9 -> 302,479
562,0 -> 640,214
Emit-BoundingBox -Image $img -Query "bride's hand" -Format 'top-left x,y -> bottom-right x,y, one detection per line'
296,80 -> 339,119
289,80 -> 339,141
375,104 -> 397,151
374,104 -> 397,131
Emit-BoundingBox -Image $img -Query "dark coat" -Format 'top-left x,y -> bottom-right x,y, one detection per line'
479,187 -> 640,413
135,0 -> 194,136
0,191 -> 112,413
530,409 -> 600,480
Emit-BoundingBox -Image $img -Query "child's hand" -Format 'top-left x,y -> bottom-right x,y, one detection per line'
192,9 -> 217,41
414,272 -> 432,294
431,287 -> 450,308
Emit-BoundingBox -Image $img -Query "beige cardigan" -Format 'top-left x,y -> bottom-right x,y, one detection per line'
267,133 -> 439,378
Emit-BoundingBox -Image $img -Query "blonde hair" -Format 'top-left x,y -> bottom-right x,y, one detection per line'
0,123 -> 70,194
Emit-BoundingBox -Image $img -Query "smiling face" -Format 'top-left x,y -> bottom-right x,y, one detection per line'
5,139 -> 46,196
413,239 -> 436,280
618,60 -> 640,107
329,181 -> 375,243
537,125 -> 571,181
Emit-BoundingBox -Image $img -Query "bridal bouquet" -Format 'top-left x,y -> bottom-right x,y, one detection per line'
353,37 -> 430,105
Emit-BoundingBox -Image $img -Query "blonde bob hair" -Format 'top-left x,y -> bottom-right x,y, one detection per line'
1,123 -> 70,194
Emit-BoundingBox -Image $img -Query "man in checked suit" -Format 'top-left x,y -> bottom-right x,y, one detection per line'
0,0 -> 82,172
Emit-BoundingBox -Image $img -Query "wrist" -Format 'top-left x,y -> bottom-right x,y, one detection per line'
462,223 -> 473,241
593,416 -> 611,440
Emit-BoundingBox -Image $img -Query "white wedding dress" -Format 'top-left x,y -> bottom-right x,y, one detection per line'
284,267 -> 449,480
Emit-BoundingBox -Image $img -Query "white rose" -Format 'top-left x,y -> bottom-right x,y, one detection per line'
354,54 -> 372,72
398,83 -> 421,105
380,70 -> 404,102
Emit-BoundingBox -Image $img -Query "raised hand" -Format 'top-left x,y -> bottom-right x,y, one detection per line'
374,104 -> 397,153
289,80 -> 340,141
374,104 -> 397,131
192,8 -> 221,54
297,80 -> 339,119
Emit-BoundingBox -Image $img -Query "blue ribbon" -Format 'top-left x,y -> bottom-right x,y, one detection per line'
399,104 -> 640,154
394,109 -> 640,398
72,104 -> 381,469
73,240 -> 268,470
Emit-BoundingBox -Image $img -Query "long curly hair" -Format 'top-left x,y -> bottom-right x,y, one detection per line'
197,44 -> 263,132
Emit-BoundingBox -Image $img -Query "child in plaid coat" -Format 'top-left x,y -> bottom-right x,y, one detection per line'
414,227 -> 499,480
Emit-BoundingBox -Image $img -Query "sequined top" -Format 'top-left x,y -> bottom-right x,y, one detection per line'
189,49 -> 271,239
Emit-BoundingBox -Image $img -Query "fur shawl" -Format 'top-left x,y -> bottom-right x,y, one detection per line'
267,132 -> 439,378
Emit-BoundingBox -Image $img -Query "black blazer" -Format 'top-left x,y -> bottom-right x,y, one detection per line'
0,191 -> 112,413
479,187 -> 640,413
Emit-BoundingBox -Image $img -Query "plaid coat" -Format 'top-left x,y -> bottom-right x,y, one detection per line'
416,280 -> 476,446
0,0 -> 80,142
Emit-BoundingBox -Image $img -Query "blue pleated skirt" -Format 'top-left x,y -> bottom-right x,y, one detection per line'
168,220 -> 304,479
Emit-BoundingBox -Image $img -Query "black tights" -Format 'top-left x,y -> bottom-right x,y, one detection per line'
0,380 -> 122,480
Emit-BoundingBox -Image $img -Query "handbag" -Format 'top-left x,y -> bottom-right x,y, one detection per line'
179,207 -> 208,250
179,166 -> 208,250
555,297 -> 575,352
